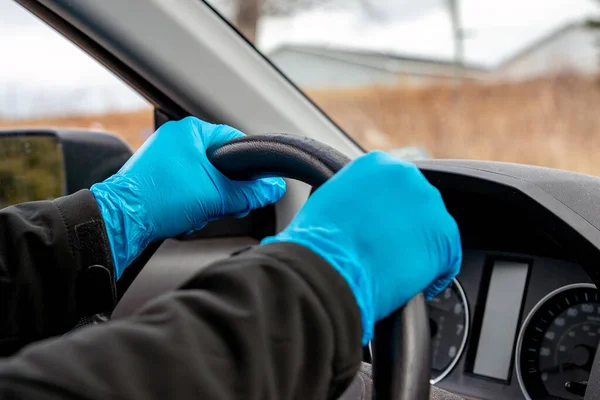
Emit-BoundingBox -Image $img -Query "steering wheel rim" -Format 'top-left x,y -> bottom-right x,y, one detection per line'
206,133 -> 431,400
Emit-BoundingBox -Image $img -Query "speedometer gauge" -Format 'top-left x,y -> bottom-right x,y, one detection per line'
428,279 -> 469,383
368,279 -> 469,383
516,284 -> 600,400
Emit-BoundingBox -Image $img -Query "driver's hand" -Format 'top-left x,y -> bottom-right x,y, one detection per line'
262,151 -> 461,345
91,117 -> 286,280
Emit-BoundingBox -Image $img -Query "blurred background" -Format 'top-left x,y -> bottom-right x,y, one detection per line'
2,0 -> 600,174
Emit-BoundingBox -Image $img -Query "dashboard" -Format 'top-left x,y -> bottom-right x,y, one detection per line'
413,159 -> 600,400
427,250 -> 593,400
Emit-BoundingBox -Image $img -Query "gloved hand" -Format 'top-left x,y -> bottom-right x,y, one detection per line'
262,151 -> 461,345
91,117 -> 286,280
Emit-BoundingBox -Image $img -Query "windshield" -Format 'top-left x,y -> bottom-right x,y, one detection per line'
206,0 -> 600,175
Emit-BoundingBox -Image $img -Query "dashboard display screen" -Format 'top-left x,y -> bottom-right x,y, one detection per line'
473,260 -> 529,380
0,136 -> 65,209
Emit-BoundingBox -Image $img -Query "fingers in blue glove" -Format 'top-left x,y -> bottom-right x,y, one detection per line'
91,116 -> 286,280
262,151 -> 462,345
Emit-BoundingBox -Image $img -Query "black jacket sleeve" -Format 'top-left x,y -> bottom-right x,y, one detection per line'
0,190 -> 116,355
0,242 -> 363,400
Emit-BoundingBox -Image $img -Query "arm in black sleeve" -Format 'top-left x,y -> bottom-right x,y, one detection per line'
0,190 -> 116,354
0,243 -> 363,400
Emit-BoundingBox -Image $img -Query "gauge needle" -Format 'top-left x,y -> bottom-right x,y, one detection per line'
427,301 -> 454,313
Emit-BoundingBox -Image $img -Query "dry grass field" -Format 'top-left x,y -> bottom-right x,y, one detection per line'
309,73 -> 600,175
2,73 -> 600,175
0,109 -> 155,150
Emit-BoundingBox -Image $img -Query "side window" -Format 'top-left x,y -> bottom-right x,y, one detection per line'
0,2 -> 153,207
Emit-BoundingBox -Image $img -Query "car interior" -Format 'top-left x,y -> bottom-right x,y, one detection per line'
3,1 -> 600,399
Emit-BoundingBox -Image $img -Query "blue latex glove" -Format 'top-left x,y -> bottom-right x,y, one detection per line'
91,117 -> 286,280
262,151 -> 462,344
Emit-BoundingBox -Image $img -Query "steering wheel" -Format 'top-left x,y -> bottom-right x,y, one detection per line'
206,134 -> 431,400
115,133 -> 431,400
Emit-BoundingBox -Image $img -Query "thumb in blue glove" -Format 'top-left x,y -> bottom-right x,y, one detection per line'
91,117 -> 286,280
262,151 -> 462,345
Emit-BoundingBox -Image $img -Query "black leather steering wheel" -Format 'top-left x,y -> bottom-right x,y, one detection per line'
206,133 -> 432,400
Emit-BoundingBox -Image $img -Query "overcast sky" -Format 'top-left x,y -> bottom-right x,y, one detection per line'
0,0 -> 597,117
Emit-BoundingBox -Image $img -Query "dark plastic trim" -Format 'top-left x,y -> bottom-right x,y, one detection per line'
416,162 -> 600,286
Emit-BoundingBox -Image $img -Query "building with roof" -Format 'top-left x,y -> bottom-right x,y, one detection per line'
268,45 -> 487,89
267,22 -> 600,89
492,22 -> 599,81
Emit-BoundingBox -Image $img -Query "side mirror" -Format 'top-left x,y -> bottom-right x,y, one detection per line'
0,129 -> 133,208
